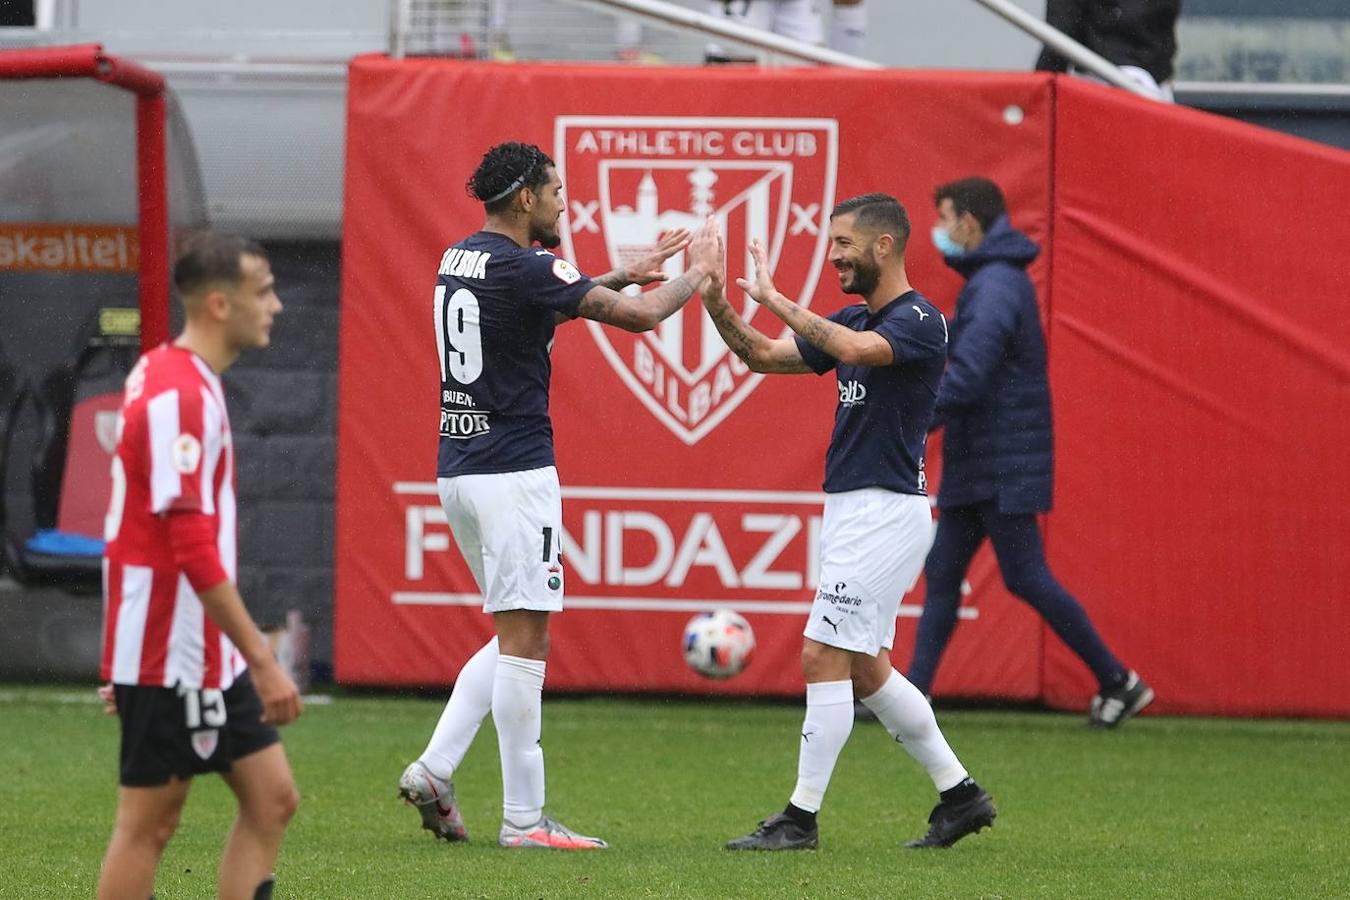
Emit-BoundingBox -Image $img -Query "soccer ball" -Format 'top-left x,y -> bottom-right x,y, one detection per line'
682,609 -> 755,679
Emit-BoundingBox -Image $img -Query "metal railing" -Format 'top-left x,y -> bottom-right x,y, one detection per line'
389,0 -> 1155,96
560,0 -> 880,68
968,0 -> 1150,96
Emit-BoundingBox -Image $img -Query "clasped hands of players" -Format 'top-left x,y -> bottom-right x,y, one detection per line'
623,217 -> 724,291
707,237 -> 798,316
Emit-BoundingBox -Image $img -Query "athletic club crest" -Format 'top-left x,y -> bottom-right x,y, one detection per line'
555,116 -> 839,445
191,728 -> 220,760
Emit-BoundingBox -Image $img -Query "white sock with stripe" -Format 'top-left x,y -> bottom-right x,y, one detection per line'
494,654 -> 547,828
788,679 -> 855,813
420,636 -> 498,780
861,668 -> 968,791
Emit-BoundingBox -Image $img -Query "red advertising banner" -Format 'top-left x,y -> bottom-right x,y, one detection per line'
1044,79 -> 1350,717
337,58 -> 1052,696
338,59 -> 1350,716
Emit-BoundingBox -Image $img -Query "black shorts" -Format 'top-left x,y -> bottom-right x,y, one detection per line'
113,670 -> 281,787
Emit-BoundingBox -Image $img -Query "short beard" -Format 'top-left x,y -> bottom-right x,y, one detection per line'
841,257 -> 880,297
532,225 -> 562,249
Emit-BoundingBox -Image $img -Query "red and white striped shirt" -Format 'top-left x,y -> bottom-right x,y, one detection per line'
101,345 -> 244,689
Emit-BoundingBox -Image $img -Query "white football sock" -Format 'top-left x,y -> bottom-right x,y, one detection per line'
494,654 -> 547,828
829,2 -> 868,56
420,636 -> 498,780
861,668 -> 968,791
788,679 -> 855,814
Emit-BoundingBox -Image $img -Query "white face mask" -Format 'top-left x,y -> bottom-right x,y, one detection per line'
931,224 -> 965,257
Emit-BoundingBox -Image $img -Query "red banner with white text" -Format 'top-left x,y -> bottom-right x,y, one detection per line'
336,58 -> 1051,697
337,59 -> 1350,717
1042,79 -> 1350,717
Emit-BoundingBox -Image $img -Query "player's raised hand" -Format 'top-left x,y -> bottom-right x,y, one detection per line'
627,228 -> 692,286
686,216 -> 722,275
708,231 -> 726,290
254,660 -> 304,726
735,239 -> 778,303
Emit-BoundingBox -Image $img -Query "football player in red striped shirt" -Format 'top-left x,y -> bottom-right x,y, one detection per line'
97,233 -> 300,900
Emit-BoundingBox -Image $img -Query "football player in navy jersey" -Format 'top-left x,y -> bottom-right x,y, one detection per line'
399,142 -> 723,850
702,193 -> 996,851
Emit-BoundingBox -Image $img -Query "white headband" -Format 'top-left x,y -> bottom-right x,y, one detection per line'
484,173 -> 527,204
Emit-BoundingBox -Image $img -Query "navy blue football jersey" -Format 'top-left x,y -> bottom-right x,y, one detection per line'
794,291 -> 948,494
434,231 -> 595,477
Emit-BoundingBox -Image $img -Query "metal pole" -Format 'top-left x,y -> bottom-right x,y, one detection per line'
136,92 -> 170,350
967,0 -> 1153,98
389,0 -> 407,59
565,0 -> 880,69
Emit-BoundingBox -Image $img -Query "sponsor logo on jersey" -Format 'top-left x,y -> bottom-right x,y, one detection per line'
838,379 -> 867,407
172,433 -> 202,474
440,409 -> 490,439
552,258 -> 582,284
555,116 -> 839,444
816,584 -> 863,608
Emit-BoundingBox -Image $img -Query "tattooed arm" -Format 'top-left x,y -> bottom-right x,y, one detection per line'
700,279 -> 812,374
576,217 -> 720,333
589,271 -> 633,291
737,240 -> 894,367
758,292 -> 893,367
576,269 -> 707,333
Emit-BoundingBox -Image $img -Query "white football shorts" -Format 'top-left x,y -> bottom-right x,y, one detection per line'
437,466 -> 565,614
802,488 -> 934,655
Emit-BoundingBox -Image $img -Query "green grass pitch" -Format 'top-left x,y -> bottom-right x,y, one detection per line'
1,687 -> 1347,898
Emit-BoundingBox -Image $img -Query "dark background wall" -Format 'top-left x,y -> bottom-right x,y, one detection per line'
227,241 -> 340,679
0,240 -> 340,681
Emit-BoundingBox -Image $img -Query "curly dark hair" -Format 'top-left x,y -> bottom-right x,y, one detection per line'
830,193 -> 911,249
466,142 -> 556,213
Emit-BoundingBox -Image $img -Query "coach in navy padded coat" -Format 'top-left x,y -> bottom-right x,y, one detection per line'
907,177 -> 1154,729
930,211 -> 1051,515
